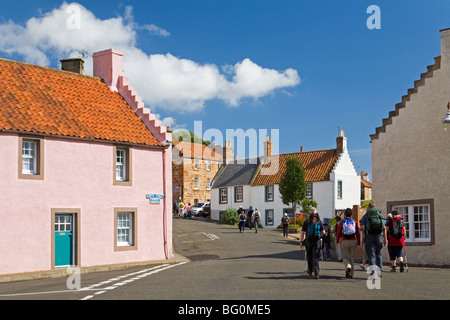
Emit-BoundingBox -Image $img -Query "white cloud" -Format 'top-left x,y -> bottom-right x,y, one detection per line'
0,2 -> 300,112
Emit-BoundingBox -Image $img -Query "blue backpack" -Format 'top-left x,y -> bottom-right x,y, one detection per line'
308,217 -> 321,241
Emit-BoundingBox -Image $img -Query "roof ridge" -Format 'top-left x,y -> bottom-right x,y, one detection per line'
0,57 -> 101,81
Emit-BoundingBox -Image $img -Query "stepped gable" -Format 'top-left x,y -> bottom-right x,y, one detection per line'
370,56 -> 441,141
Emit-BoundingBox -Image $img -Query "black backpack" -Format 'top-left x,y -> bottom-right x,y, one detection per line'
390,216 -> 404,238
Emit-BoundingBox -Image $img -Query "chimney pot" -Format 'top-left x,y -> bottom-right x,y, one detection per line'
300,146 -> 304,152
60,58 -> 84,74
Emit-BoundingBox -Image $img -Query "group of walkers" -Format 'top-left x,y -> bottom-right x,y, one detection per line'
175,202 -> 193,219
237,206 -> 262,233
299,203 -> 406,279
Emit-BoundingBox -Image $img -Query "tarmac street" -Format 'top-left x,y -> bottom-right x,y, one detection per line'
0,217 -> 449,301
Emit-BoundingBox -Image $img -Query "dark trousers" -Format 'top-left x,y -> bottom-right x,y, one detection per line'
282,224 -> 289,237
305,238 -> 321,275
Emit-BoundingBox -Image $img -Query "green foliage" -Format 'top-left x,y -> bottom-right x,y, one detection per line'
300,198 -> 318,212
279,157 -> 306,206
222,208 -> 238,225
173,129 -> 211,145
279,157 -> 306,225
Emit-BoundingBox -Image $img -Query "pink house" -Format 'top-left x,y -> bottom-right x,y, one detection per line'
0,49 -> 173,279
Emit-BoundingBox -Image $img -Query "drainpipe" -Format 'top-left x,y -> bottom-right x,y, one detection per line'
162,148 -> 169,260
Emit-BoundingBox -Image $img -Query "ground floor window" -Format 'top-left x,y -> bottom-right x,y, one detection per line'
265,209 -> 274,226
387,199 -> 434,245
114,208 -> 138,251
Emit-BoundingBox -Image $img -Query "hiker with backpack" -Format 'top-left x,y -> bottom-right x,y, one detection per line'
281,213 -> 290,237
336,208 -> 361,278
238,210 -> 247,233
362,202 -> 387,275
252,208 -> 261,233
385,209 -> 406,272
322,218 -> 332,260
300,208 -> 325,279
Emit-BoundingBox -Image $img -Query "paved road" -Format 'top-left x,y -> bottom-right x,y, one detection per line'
0,217 -> 449,301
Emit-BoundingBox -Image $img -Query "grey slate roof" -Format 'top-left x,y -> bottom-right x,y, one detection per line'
212,158 -> 261,188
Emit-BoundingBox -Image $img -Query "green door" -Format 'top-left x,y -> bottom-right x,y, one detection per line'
55,214 -> 73,267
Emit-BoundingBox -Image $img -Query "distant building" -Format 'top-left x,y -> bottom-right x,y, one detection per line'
370,29 -> 450,266
211,131 -> 361,227
171,141 -> 224,206
360,171 -> 372,202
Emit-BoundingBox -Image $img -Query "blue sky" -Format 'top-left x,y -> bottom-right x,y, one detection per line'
1,0 -> 449,179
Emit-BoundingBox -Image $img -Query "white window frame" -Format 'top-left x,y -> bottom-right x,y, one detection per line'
337,180 -> 343,200
206,178 -> 211,190
392,204 -> 431,243
265,209 -> 274,226
265,185 -> 274,202
22,140 -> 37,175
194,176 -> 199,189
219,188 -> 228,204
206,160 -> 211,171
306,183 -> 313,199
194,159 -> 199,170
116,212 -> 133,247
116,148 -> 126,181
234,186 -> 243,203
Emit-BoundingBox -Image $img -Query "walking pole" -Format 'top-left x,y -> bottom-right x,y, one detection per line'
320,238 -> 324,262
403,245 -> 409,273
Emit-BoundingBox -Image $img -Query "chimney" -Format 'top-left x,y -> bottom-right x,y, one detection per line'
92,49 -> 124,92
300,146 -> 304,153
222,141 -> 234,164
336,130 -> 347,154
263,134 -> 273,157
60,58 -> 84,74
361,171 -> 370,182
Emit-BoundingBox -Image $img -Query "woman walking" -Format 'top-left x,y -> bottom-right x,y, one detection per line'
336,208 -> 361,278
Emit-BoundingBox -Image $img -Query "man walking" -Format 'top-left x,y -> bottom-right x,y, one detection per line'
300,208 -> 324,279
252,208 -> 261,233
281,213 -> 290,237
362,202 -> 387,276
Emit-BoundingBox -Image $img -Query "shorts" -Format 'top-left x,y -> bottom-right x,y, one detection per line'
388,245 -> 404,260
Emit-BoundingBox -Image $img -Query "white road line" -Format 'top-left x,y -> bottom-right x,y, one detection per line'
0,262 -> 187,299
79,262 -> 187,300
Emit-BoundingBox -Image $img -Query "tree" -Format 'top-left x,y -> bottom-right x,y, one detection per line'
279,157 -> 306,226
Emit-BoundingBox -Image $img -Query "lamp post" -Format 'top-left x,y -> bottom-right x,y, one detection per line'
443,102 -> 450,131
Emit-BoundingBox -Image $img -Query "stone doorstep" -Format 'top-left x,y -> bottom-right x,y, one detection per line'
0,253 -> 188,283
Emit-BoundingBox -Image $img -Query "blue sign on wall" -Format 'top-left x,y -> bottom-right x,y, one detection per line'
146,194 -> 165,204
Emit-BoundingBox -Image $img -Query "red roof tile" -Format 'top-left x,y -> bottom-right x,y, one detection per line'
172,141 -> 222,161
252,149 -> 340,186
0,58 -> 164,147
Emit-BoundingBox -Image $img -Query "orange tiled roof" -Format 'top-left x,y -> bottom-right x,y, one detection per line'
0,58 -> 164,147
361,178 -> 372,188
252,149 -> 340,186
172,141 -> 222,161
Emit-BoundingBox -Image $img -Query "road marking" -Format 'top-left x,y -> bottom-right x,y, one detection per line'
79,262 -> 187,300
0,262 -> 187,299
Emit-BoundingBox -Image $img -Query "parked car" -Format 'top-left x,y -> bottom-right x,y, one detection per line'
191,202 -> 210,216
202,202 -> 211,217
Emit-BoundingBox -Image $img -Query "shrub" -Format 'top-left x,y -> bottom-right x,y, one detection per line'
222,208 -> 238,225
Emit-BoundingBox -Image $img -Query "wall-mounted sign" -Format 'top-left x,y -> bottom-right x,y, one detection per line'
146,194 -> 165,204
